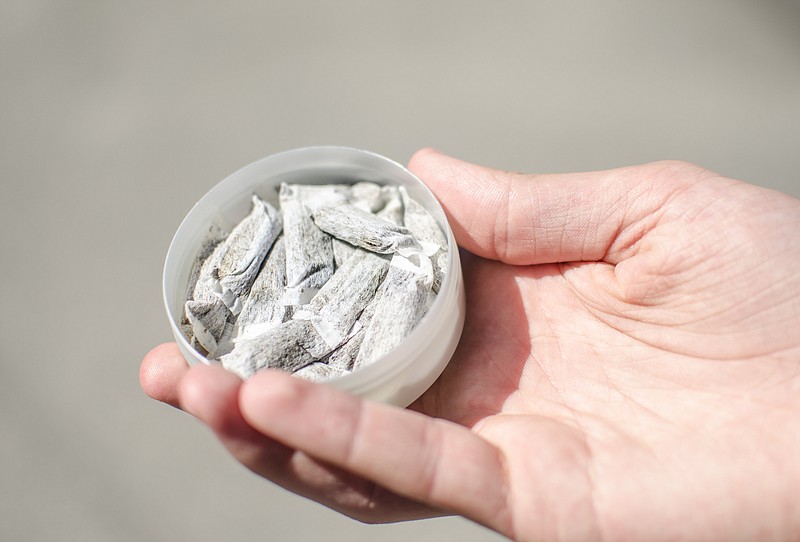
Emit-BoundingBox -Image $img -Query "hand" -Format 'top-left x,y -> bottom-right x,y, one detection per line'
141,150 -> 800,541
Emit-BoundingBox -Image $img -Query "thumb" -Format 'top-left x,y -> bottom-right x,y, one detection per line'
408,148 -> 699,266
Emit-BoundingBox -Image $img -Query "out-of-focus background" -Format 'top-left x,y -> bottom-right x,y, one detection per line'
1,2 -> 798,541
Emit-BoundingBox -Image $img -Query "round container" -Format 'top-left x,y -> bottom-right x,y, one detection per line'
163,146 -> 465,407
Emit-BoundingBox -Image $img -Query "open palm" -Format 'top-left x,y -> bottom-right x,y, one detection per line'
142,150 -> 800,541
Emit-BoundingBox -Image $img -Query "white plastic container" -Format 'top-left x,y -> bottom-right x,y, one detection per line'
163,147 -> 465,407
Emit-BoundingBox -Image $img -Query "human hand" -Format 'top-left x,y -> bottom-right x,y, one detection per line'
141,150 -> 800,541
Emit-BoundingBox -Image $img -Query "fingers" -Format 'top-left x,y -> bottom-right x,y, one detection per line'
178,364 -> 272,457
408,148 -> 702,265
179,365 -> 437,522
140,343 -> 189,407
178,365 -> 303,484
238,370 -> 515,537
141,347 -> 445,521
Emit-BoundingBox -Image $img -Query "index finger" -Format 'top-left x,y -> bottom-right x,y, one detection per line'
238,370 -> 514,536
140,342 -> 190,408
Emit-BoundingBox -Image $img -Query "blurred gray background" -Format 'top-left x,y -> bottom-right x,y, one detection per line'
1,2 -> 798,541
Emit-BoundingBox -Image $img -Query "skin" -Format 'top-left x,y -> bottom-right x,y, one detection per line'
141,149 -> 800,541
